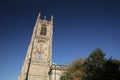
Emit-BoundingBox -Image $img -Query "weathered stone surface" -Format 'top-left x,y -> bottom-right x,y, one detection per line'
18,14 -> 53,80
18,14 -> 66,80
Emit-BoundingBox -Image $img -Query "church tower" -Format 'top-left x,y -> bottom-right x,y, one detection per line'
18,13 -> 53,80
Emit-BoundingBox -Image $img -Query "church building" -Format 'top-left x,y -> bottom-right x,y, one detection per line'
18,13 -> 66,80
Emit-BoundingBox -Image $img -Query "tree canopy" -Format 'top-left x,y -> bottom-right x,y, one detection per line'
61,58 -> 85,80
61,48 -> 120,80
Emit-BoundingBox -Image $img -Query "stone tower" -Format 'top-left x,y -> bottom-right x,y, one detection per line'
18,13 -> 53,80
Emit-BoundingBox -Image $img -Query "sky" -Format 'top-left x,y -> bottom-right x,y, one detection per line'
0,0 -> 120,80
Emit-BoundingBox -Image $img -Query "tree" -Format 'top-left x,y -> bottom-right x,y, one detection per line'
61,58 -> 85,80
61,48 -> 120,80
102,58 -> 120,80
83,48 -> 106,80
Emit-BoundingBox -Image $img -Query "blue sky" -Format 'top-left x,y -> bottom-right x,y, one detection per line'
0,0 -> 120,80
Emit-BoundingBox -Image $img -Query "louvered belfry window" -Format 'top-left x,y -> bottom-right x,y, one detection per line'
40,25 -> 47,35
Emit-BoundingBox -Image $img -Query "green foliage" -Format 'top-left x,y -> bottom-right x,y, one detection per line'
60,72 -> 71,80
83,48 -> 106,80
61,48 -> 120,80
83,48 -> 120,80
102,58 -> 120,80
61,58 -> 85,80
87,48 -> 106,64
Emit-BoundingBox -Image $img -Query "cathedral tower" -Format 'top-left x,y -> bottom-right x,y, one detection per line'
18,13 -> 53,80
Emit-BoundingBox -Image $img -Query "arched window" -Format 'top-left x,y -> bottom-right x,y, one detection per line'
40,25 -> 47,35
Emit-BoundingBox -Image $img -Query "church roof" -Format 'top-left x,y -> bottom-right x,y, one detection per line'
52,64 -> 67,71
